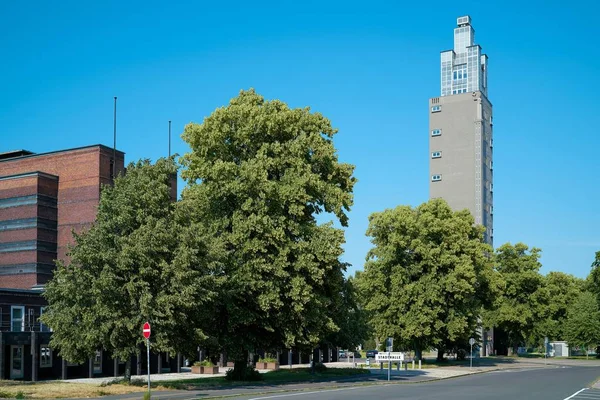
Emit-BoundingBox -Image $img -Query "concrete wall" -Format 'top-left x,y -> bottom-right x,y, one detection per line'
429,91 -> 493,244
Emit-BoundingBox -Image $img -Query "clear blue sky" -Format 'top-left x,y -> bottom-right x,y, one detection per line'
1,0 -> 598,278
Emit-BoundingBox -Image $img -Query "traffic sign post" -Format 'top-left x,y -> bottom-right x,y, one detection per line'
469,338 -> 475,369
143,322 -> 151,395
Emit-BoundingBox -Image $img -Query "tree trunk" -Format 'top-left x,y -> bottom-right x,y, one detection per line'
436,346 -> 444,362
231,349 -> 250,380
414,341 -> 422,361
124,358 -> 132,382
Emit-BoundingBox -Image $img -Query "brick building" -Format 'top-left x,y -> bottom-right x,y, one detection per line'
0,145 -> 125,289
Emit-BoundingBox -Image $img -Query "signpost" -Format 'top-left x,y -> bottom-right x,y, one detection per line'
544,337 -> 549,365
376,352 -> 404,381
143,322 -> 151,395
469,338 -> 475,369
386,338 -> 393,381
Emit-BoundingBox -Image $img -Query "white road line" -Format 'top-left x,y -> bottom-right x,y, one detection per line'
564,388 -> 587,400
247,385 -> 392,400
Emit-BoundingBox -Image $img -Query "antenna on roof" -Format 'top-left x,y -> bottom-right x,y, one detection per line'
113,96 -> 117,179
168,120 -> 172,158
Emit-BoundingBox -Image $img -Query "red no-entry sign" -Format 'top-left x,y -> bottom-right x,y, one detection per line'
143,322 -> 151,339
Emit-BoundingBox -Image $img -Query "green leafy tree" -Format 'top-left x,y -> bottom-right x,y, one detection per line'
42,158 -> 216,380
530,272 -> 583,345
356,198 -> 498,361
179,89 -> 356,377
323,276 -> 371,352
586,251 -> 600,304
484,243 -> 546,354
564,292 -> 600,359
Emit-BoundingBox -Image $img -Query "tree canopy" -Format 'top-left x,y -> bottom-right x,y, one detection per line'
42,158 -> 216,378
563,291 -> 600,357
355,198 -> 498,360
483,243 -> 546,352
179,89 -> 356,371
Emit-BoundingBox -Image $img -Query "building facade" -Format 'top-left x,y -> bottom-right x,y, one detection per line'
429,16 -> 495,356
429,15 -> 493,246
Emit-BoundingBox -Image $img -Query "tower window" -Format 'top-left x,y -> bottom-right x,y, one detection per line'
432,151 -> 442,159
431,105 -> 441,112
431,129 -> 441,136
431,174 -> 442,182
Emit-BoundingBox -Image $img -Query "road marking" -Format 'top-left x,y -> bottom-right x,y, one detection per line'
247,385 -> 391,400
564,388 -> 587,400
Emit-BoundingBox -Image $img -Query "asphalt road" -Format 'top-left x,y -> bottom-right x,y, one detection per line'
233,365 -> 600,400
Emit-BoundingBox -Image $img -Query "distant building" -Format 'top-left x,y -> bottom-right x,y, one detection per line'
429,15 -> 493,246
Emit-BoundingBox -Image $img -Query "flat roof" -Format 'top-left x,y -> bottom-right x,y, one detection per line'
0,150 -> 35,160
0,144 -> 125,163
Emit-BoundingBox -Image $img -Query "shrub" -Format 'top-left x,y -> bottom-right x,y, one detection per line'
143,391 -> 151,400
15,392 -> 26,400
193,360 -> 214,367
225,366 -> 263,381
313,362 -> 327,373
456,349 -> 467,361
257,357 -> 277,363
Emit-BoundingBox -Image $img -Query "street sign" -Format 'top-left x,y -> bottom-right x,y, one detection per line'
143,322 -> 151,339
376,352 -> 405,362
469,338 -> 475,369
386,337 -> 394,351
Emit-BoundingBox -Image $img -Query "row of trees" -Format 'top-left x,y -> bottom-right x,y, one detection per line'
42,90 -> 364,380
355,200 -> 600,359
42,89 -> 599,379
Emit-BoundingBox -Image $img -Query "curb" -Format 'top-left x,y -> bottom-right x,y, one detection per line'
171,368 -> 507,400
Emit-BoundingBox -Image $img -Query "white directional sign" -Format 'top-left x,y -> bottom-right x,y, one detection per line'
376,352 -> 405,362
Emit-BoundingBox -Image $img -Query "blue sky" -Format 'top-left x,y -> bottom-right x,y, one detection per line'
1,0 -> 598,278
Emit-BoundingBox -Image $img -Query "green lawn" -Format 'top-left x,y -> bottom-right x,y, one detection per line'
154,368 -> 370,390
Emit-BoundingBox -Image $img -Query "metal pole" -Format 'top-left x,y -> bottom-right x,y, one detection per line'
470,343 -> 473,369
147,339 -> 151,394
387,352 -> 391,381
113,97 -> 117,178
168,120 -> 172,158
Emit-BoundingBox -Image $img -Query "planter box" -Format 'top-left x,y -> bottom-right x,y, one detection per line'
192,366 -> 220,374
256,362 -> 279,370
201,366 -> 220,374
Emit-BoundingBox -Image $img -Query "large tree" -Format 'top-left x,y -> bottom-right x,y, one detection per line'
483,243 -> 546,354
180,89 -> 356,375
529,272 -> 583,345
356,198 -> 498,360
586,251 -> 600,304
42,158 -> 216,379
563,291 -> 600,358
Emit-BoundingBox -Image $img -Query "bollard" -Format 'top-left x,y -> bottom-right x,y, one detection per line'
404,361 -> 408,371
412,360 -> 415,369
396,362 -> 400,371
419,360 -> 421,370
380,361 -> 383,370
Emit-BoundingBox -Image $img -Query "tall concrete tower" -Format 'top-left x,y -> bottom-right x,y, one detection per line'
429,15 -> 493,246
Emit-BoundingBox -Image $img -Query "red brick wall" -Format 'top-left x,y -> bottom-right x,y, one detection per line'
0,145 -> 125,289
0,273 -> 37,289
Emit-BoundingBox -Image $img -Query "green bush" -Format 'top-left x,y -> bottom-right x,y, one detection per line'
193,360 -> 214,367
143,391 -> 151,400
257,357 -> 277,363
225,366 -> 263,381
313,362 -> 327,373
15,392 -> 25,400
456,349 -> 467,361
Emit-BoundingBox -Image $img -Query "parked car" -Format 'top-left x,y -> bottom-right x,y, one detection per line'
338,350 -> 347,358
366,350 -> 378,358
